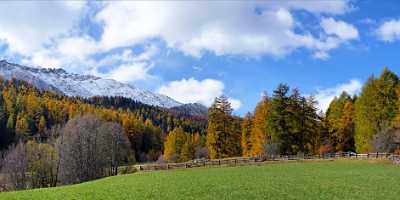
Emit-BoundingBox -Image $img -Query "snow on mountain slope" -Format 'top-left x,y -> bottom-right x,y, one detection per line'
0,60 -> 182,108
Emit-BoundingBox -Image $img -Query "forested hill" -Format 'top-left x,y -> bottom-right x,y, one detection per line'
83,96 -> 208,120
0,78 -> 207,161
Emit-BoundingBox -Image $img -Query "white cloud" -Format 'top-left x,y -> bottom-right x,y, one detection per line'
157,78 -> 241,110
107,62 -> 153,83
377,19 -> 400,42
56,36 -> 99,60
321,18 -> 359,40
228,98 -> 242,110
95,1 -> 353,58
0,1 -> 357,85
313,51 -> 330,60
0,1 -> 85,54
314,79 -> 362,112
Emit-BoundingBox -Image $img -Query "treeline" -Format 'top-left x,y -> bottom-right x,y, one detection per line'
83,96 -> 207,134
326,68 -> 400,153
205,86 -> 321,159
162,90 -> 320,161
161,67 -> 400,162
0,78 -> 206,162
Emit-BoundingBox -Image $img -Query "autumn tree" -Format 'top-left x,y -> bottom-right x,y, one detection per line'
241,113 -> 253,156
163,127 -> 187,162
325,92 -> 355,151
249,95 -> 271,156
207,95 -> 241,159
355,68 -> 399,152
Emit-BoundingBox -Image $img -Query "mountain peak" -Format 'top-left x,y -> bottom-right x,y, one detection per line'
0,61 -> 183,108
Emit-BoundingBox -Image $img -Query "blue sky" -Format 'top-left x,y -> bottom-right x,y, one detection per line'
1,1 -> 400,115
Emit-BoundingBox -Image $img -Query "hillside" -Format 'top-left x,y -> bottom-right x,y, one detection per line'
0,60 -> 181,108
0,78 -> 207,161
1,160 -> 399,200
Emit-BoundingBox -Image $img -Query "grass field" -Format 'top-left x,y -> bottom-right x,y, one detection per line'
1,160 -> 399,200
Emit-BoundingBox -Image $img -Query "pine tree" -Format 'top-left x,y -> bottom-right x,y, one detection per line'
269,84 -> 290,154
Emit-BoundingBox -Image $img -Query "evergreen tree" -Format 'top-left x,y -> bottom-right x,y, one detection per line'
269,84 -> 290,154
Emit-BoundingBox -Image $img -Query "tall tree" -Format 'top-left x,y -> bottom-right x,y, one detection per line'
269,84 -> 290,154
241,113 -> 253,156
355,68 -> 399,152
206,95 -> 240,159
163,127 -> 187,162
326,92 -> 355,151
250,96 -> 271,156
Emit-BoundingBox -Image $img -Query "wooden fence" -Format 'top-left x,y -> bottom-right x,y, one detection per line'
134,152 -> 400,172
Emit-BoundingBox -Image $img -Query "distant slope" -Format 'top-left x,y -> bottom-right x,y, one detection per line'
0,60 -> 182,108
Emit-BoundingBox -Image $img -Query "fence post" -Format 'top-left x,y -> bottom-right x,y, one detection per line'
376,152 -> 378,159
218,160 -> 221,166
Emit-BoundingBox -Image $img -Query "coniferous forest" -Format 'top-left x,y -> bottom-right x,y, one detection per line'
2,68 -> 400,191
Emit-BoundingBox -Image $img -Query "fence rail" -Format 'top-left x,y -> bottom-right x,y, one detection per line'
134,152 -> 400,172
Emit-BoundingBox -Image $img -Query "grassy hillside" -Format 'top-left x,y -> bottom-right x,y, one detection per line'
1,160 -> 400,200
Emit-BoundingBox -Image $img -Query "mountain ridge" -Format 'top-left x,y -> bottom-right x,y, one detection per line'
0,60 -> 184,108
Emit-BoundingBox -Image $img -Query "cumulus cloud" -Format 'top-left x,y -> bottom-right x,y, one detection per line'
157,78 -> 241,110
314,79 -> 362,112
95,1 -> 354,58
0,1 -> 357,84
321,18 -> 359,40
377,19 -> 400,42
0,1 -> 85,54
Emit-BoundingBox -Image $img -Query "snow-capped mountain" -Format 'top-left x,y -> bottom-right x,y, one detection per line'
0,60 -> 183,108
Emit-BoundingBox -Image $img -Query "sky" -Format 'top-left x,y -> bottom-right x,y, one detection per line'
1,0 -> 400,115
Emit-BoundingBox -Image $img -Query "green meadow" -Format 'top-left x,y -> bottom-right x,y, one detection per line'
1,160 -> 399,200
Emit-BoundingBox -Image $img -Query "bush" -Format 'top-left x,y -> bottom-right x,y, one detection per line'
119,165 -> 137,175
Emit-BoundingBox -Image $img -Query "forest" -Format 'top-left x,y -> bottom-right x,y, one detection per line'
1,68 -> 400,191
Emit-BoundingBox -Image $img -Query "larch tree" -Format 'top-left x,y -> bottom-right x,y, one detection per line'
206,95 -> 240,159
241,112 -> 253,156
250,95 -> 271,156
163,127 -> 187,162
355,68 -> 399,152
326,92 -> 355,151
